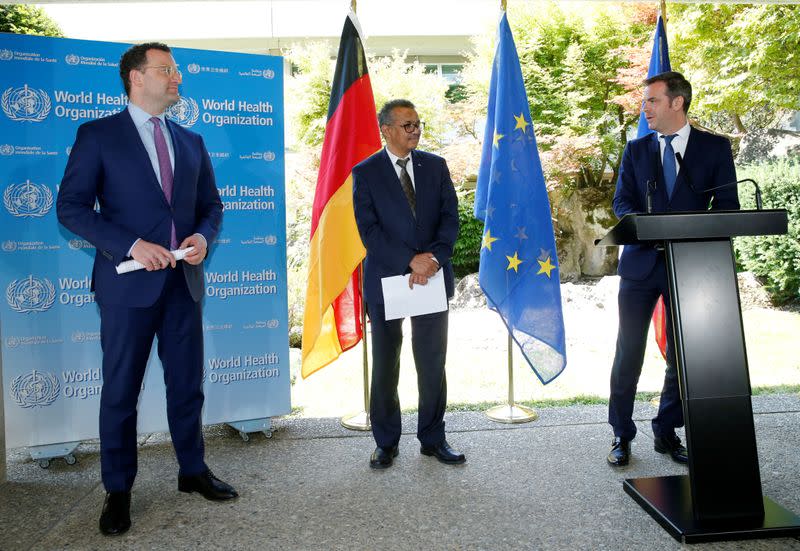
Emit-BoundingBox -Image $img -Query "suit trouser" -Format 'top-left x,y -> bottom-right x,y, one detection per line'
608,255 -> 684,441
368,302 -> 448,449
98,268 -> 207,492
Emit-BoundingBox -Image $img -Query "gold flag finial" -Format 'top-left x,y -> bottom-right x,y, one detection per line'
660,0 -> 667,33
501,0 -> 507,11
351,0 -> 357,12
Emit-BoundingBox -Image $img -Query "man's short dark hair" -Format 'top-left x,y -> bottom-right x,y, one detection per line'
119,42 -> 171,96
644,71 -> 692,113
378,99 -> 415,127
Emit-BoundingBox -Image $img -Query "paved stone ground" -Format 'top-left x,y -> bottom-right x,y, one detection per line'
1,394 -> 799,550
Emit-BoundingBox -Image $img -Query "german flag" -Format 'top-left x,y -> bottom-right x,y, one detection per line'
301,12 -> 381,378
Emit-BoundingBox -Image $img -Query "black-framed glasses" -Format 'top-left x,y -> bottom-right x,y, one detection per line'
141,65 -> 182,79
393,121 -> 425,133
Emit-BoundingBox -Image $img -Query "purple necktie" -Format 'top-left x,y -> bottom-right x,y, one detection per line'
151,117 -> 178,249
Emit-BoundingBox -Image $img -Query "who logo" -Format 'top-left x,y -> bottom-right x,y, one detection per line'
0,49 -> 12,61
166,96 -> 199,128
10,369 -> 60,408
2,85 -> 51,122
4,180 -> 53,217
187,63 -> 201,74
6,275 -> 56,313
65,54 -> 80,65
0,144 -> 14,156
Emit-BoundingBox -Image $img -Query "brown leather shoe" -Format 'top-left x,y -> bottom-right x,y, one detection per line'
607,437 -> 630,466
99,492 -> 131,536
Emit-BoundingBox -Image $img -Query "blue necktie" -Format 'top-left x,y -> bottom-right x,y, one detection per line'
662,134 -> 678,198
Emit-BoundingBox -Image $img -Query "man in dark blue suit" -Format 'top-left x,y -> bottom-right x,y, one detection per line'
57,43 -> 236,536
353,99 -> 463,469
607,72 -> 740,466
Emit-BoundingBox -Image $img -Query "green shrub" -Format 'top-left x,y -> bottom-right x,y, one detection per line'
734,158 -> 800,304
452,188 -> 483,278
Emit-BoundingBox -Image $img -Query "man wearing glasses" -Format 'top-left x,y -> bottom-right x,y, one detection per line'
353,99 -> 463,469
57,43 -> 234,537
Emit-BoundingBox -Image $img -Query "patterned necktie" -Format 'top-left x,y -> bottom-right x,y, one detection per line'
662,134 -> 678,198
150,117 -> 178,249
395,157 -> 416,218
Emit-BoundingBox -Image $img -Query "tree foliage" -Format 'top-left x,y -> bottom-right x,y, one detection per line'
461,2 -> 654,190
0,4 -> 63,37
671,4 -> 800,135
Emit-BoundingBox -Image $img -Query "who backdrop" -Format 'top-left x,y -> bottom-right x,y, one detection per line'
0,33 -> 290,449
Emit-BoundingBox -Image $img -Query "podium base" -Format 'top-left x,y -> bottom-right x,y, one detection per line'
624,475 -> 800,544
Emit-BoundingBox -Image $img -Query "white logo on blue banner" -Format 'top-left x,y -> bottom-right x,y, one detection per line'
6,276 -> 56,313
2,85 -> 51,122
1,33 -> 289,449
4,180 -> 54,217
166,96 -> 199,127
10,370 -> 61,408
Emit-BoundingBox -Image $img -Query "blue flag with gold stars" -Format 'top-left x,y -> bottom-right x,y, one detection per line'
636,15 -> 671,139
474,12 -> 566,384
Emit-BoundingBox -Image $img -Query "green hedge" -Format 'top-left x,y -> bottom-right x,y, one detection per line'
734,158 -> 800,304
452,188 -> 483,278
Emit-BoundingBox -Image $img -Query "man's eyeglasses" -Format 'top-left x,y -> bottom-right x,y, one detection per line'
392,121 -> 425,133
141,65 -> 182,79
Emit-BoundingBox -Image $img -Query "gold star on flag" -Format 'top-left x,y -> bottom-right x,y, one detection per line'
482,229 -> 500,251
514,112 -> 529,134
537,256 -> 556,278
506,251 -> 523,272
493,130 -> 505,148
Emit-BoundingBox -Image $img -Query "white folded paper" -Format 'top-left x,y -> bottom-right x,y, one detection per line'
115,246 -> 195,274
380,269 -> 448,321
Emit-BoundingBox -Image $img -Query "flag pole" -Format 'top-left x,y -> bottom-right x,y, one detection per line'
339,0 -> 370,431
341,262 -> 371,430
660,0 -> 667,33
485,318 -> 538,423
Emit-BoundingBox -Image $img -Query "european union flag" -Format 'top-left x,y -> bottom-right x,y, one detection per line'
636,15 -> 671,139
474,12 -> 566,384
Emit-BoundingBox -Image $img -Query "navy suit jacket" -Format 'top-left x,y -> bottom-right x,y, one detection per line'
353,149 -> 459,305
57,109 -> 223,307
613,127 -> 739,281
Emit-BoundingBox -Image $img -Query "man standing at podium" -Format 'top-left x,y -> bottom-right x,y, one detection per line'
607,71 -> 739,466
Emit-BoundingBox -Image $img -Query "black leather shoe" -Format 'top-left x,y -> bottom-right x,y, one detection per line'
178,469 -> 238,501
654,434 -> 688,464
607,437 -> 630,466
99,492 -> 131,536
369,446 -> 399,469
420,440 -> 466,465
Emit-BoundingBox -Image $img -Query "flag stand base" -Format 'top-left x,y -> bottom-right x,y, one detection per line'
341,410 -> 371,431
485,404 -> 538,424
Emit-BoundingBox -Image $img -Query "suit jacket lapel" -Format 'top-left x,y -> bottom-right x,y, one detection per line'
675,127 -> 699,196
411,150 -> 423,218
647,133 -> 668,204
166,119 -> 182,203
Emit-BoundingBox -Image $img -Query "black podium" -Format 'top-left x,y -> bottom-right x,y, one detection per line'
597,209 -> 800,543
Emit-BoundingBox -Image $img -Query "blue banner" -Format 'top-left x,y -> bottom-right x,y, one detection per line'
474,13 -> 567,385
0,34 -> 289,448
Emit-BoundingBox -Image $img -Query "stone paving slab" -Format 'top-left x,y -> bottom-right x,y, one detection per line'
1,396 -> 799,550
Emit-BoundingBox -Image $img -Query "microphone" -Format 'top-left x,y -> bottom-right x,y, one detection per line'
646,180 -> 656,213
674,153 -> 762,210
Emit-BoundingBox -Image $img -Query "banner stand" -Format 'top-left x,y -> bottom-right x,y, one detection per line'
28,441 -> 79,469
226,418 -> 273,442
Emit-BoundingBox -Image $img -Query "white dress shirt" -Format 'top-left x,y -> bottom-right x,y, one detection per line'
385,147 -> 416,191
